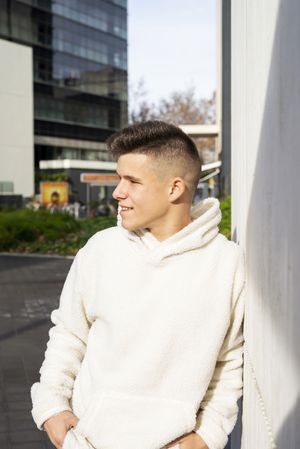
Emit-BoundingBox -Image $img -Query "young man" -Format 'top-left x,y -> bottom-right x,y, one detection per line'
31,121 -> 246,449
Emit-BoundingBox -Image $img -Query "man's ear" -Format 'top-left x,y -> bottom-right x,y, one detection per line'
168,178 -> 186,201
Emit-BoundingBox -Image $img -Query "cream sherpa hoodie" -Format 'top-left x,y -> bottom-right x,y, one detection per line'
30,197 -> 246,449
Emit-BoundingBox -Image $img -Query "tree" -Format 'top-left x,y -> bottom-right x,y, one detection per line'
128,79 -> 157,124
129,79 -> 216,126
157,88 -> 215,126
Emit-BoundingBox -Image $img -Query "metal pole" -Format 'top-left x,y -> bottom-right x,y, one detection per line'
86,183 -> 90,218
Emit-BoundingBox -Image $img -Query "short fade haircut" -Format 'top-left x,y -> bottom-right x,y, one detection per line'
106,120 -> 203,198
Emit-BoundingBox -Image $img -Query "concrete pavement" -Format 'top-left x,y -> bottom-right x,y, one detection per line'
0,254 -> 73,449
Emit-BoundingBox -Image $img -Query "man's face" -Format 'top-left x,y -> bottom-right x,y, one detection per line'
112,153 -> 171,232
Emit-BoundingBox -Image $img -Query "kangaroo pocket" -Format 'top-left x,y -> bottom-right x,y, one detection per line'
75,389 -> 196,449
62,427 -> 94,449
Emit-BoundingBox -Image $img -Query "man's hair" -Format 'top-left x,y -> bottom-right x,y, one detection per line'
106,120 -> 203,197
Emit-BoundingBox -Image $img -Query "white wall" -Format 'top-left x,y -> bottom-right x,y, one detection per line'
0,39 -> 34,197
231,1 -> 300,448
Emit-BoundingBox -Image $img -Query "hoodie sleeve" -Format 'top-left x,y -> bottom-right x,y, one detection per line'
30,248 -> 91,430
193,246 -> 246,449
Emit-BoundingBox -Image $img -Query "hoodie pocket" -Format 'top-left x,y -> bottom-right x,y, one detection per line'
62,427 -> 94,449
75,390 -> 196,449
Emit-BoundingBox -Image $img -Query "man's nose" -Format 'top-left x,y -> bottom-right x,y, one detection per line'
112,182 -> 128,200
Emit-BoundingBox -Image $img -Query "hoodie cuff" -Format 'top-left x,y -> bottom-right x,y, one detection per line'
193,413 -> 228,449
31,382 -> 72,430
32,405 -> 73,431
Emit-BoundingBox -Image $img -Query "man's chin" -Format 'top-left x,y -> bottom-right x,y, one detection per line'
121,220 -> 144,232
121,220 -> 135,231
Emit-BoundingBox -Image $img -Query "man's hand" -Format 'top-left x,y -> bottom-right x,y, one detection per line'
162,431 -> 209,449
43,410 -> 79,449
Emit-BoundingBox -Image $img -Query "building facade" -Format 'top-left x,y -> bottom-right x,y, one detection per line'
0,0 -> 127,200
0,39 -> 34,199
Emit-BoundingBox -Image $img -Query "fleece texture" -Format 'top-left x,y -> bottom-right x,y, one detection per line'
30,197 -> 246,449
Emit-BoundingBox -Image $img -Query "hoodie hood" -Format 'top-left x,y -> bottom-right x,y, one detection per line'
117,197 -> 222,265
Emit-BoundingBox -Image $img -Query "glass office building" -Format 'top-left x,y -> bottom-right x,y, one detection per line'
0,0 -> 127,187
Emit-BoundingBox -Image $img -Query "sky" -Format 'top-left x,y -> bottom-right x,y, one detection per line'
127,0 -> 217,108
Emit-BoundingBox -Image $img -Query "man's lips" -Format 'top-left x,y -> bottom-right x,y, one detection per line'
119,205 -> 133,210
119,206 -> 134,215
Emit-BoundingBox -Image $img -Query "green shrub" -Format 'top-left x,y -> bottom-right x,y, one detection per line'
219,195 -> 231,239
0,209 -> 80,250
0,208 -> 117,255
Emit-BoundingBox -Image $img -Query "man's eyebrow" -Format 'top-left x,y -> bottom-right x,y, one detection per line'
116,170 -> 142,182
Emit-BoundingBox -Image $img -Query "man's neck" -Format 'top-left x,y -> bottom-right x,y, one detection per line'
146,214 -> 193,242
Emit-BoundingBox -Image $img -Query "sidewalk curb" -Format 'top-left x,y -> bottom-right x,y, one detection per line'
0,252 -> 75,260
